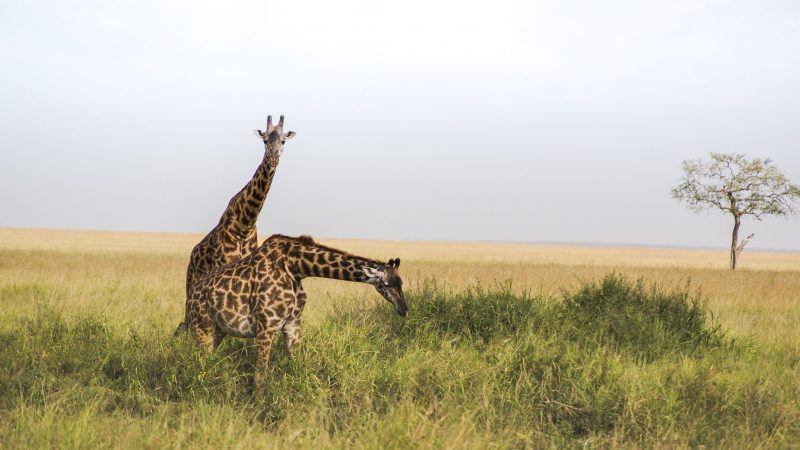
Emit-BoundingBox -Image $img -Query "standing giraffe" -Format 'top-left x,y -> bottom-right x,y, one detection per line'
178,116 -> 295,332
185,234 -> 407,392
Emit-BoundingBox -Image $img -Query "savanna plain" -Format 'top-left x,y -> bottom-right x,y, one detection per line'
1,228 -> 799,449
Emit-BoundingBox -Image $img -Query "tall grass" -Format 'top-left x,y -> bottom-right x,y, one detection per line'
1,275 -> 796,448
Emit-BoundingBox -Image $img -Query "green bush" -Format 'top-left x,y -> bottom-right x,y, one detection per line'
563,274 -> 725,360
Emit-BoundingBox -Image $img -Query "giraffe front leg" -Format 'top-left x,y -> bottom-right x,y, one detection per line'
282,316 -> 302,358
253,282 -> 297,394
254,327 -> 275,396
282,282 -> 307,357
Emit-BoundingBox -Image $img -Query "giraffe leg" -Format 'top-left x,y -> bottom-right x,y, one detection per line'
283,283 -> 307,357
254,327 -> 276,395
191,323 -> 216,354
172,321 -> 188,337
187,296 -> 216,353
212,327 -> 226,350
282,316 -> 302,357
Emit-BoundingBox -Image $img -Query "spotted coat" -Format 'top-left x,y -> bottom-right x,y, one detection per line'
185,234 -> 406,393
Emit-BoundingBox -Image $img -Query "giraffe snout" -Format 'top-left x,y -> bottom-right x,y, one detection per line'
395,298 -> 408,317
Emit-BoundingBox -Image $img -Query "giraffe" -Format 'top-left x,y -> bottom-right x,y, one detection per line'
185,234 -> 407,392
179,116 -> 295,332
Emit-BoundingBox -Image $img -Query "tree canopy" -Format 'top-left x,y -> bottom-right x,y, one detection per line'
672,152 -> 800,219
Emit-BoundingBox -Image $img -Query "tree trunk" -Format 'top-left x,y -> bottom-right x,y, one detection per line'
730,215 -> 741,270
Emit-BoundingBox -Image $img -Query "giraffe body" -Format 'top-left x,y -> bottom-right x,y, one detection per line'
182,116 -> 295,329
185,234 -> 406,391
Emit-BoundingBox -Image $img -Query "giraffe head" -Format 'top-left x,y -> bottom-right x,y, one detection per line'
366,258 -> 407,317
253,115 -> 296,160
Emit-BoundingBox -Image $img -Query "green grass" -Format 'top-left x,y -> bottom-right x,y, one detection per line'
1,274 -> 798,448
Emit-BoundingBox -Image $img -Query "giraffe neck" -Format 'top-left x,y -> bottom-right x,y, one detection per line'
287,243 -> 385,284
221,151 -> 278,238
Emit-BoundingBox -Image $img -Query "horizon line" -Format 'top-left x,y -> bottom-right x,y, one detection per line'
2,226 -> 798,254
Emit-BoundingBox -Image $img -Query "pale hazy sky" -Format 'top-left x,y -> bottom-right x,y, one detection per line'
1,0 -> 799,249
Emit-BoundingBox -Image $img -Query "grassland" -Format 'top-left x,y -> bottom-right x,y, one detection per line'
1,228 -> 799,448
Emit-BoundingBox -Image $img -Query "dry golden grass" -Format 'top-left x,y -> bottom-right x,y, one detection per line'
4,227 -> 800,270
1,227 -> 798,345
2,227 -> 800,448
0,228 -> 198,255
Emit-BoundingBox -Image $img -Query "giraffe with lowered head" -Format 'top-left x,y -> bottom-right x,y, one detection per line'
179,116 -> 295,332
185,234 -> 407,392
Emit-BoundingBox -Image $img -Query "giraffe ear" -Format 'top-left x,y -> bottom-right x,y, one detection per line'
253,129 -> 265,140
284,131 -> 296,140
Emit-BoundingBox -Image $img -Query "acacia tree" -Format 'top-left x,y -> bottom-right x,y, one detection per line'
671,152 -> 800,270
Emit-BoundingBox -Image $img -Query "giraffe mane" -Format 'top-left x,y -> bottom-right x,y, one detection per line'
267,234 -> 385,266
297,235 -> 316,245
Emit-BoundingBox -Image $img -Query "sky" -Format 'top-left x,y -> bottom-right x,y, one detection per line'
1,0 -> 799,250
